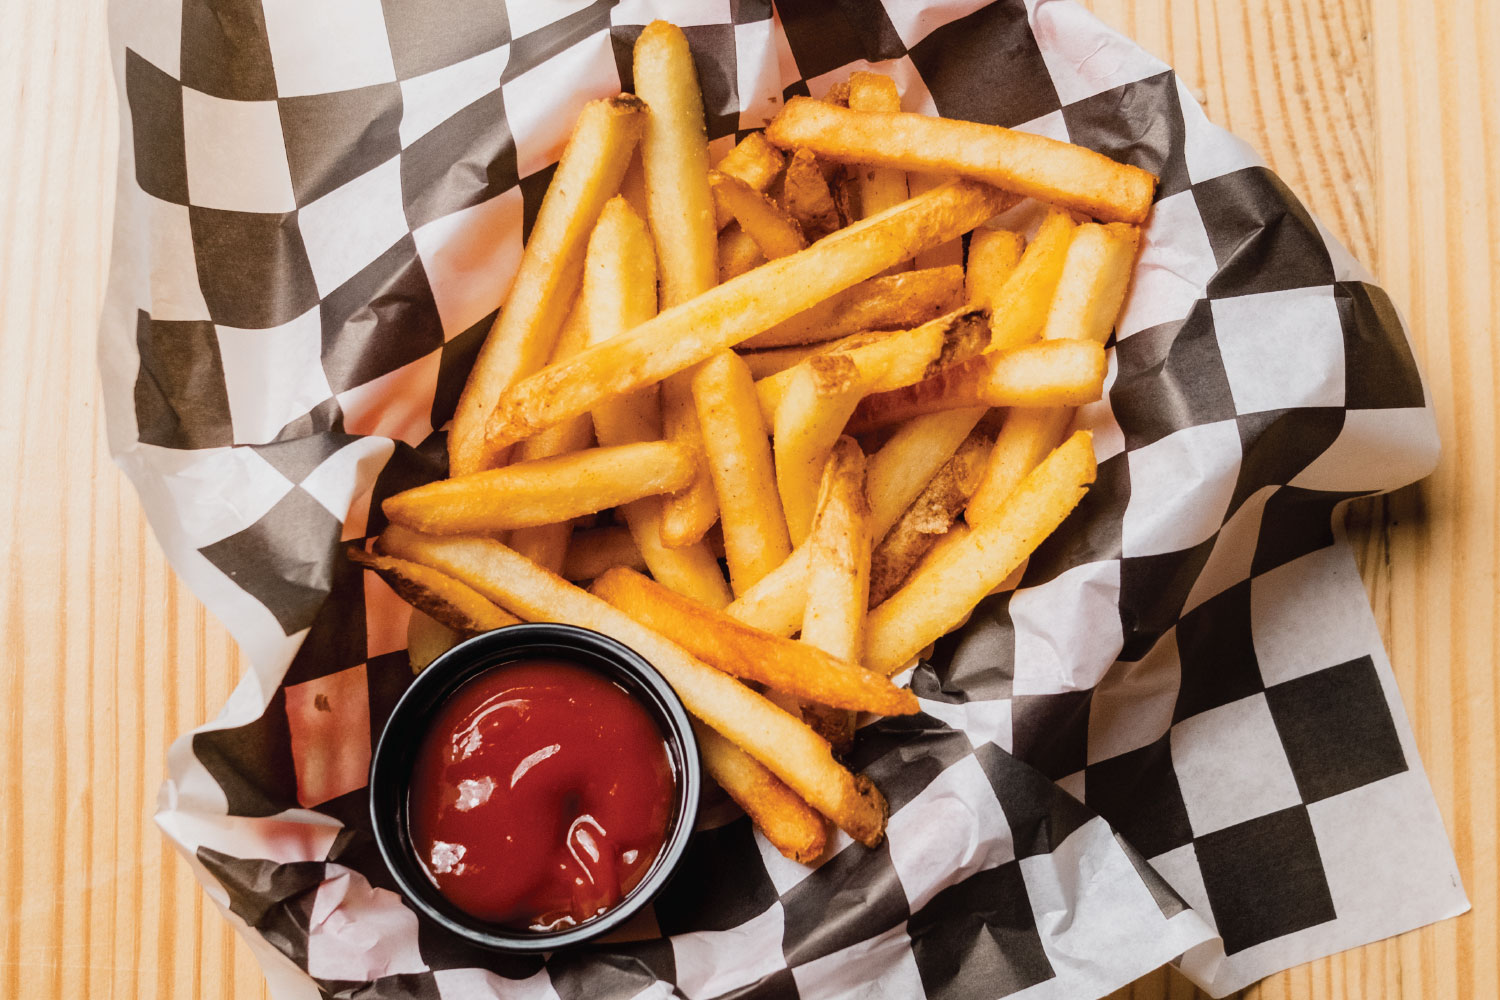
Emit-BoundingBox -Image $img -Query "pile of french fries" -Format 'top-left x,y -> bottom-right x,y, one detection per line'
352,21 -> 1151,861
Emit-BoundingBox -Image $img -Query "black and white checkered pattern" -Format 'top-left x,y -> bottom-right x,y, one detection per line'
100,1 -> 1466,998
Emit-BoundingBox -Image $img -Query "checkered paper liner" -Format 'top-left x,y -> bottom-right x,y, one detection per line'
97,0 -> 1467,997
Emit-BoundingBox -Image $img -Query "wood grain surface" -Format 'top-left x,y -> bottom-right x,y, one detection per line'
0,1 -> 1493,997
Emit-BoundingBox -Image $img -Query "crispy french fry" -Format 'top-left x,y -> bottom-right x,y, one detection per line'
592,568 -> 916,717
724,544 -> 812,638
406,609 -> 462,673
743,264 -> 965,349
583,198 -> 733,609
636,23 -> 722,550
868,426 -> 994,606
561,525 -> 647,581
846,340 -> 1106,433
347,548 -> 520,634
966,406 -> 1074,528
450,95 -> 645,475
383,441 -> 693,535
799,438 -> 872,753
845,72 -> 909,225
783,148 -> 842,240
378,527 -> 887,846
484,180 -> 1012,449
905,172 -> 962,269
693,351 -> 792,595
694,721 -> 826,862
1041,221 -> 1140,344
989,207 -> 1077,350
865,431 -> 1097,675
865,408 -> 988,542
713,132 -> 785,229
718,224 -> 765,282
965,227 -> 1025,309
710,170 -> 807,259
737,342 -> 830,380
765,97 -> 1157,224
508,298 -> 595,572
821,81 -> 850,107
774,353 -> 865,546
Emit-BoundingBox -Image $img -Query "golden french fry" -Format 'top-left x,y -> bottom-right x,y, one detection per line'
450,95 -> 645,475
865,408 -> 988,542
845,72 -> 909,225
592,568 -> 916,717
865,431 -> 1097,675
384,441 -> 694,535
724,544 -> 812,638
989,207 -> 1077,350
765,97 -> 1158,224
710,170 -> 807,259
378,527 -> 887,847
713,132 -> 786,229
905,172 -> 962,269
620,150 -> 650,222
636,23 -> 722,550
821,81 -> 851,107
965,227 -> 1025,309
508,298 -> 596,572
1041,221 -> 1141,344
583,198 -> 733,609
783,148 -> 842,240
484,180 -> 1012,449
693,351 -> 792,595
966,406 -> 1074,528
799,438 -> 872,754
868,426 -> 994,606
718,224 -> 765,282
406,609 -> 462,673
694,721 -> 826,863
347,547 -> 520,634
743,264 -> 966,349
774,353 -> 865,546
561,525 -> 647,581
847,339 -> 1106,433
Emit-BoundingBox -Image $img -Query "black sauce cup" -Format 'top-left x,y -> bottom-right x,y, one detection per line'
369,622 -> 700,952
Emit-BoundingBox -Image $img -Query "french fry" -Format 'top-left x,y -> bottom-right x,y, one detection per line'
847,339 -> 1106,433
821,81 -> 851,107
694,721 -> 826,863
742,264 -> 965,349
754,317 -> 947,425
724,544 -> 812,638
561,525 -> 647,581
346,548 -> 520,634
964,227 -> 1025,309
450,95 -> 645,475
378,527 -> 887,846
583,198 -> 733,608
591,568 -> 916,717
693,351 -> 792,595
620,150 -> 651,222
713,132 -> 785,229
406,609 -> 462,673
774,353 -> 865,546
508,298 -> 595,572
905,172 -> 961,269
1041,222 -> 1140,344
799,438 -> 872,753
483,179 -> 1011,449
782,148 -> 842,240
737,342 -> 832,380
764,97 -> 1158,224
717,224 -> 765,282
865,408 -> 988,542
845,72 -> 909,225
383,441 -> 695,535
865,431 -> 1097,675
868,426 -> 994,606
989,207 -> 1077,350
709,170 -> 807,259
636,22 -> 722,550
966,406 -> 1074,527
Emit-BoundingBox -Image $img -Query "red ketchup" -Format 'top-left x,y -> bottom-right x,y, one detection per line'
407,659 -> 675,930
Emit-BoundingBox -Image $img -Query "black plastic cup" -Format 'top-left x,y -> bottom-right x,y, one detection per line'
369,622 -> 700,952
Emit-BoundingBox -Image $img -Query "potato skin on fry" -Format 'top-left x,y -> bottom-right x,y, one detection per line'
347,547 -> 519,634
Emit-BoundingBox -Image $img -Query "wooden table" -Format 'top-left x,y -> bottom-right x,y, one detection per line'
1,1 -> 1493,997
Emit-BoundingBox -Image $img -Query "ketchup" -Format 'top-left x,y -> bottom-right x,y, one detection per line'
407,659 -> 675,930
